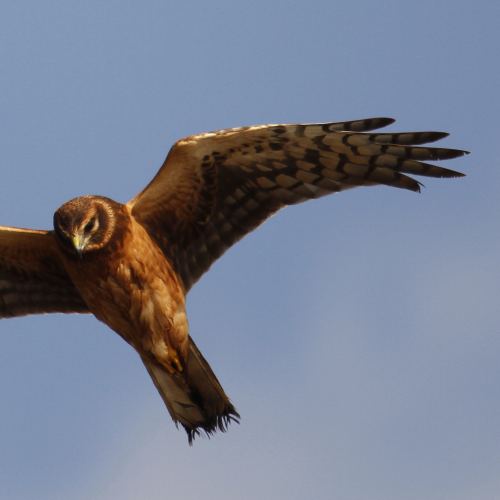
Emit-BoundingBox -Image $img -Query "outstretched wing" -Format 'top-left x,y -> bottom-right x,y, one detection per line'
129,117 -> 468,291
0,226 -> 90,318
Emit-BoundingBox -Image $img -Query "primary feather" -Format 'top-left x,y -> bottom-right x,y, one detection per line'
0,117 -> 468,442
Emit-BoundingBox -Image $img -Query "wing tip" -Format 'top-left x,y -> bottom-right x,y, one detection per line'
353,117 -> 395,131
379,117 -> 396,126
434,149 -> 470,161
439,170 -> 467,178
329,117 -> 396,132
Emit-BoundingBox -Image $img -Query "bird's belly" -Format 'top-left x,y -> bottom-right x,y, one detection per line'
65,244 -> 189,371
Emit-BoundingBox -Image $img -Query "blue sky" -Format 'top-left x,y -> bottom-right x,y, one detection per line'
0,1 -> 499,499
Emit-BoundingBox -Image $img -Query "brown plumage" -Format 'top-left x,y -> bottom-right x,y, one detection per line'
0,117 -> 468,442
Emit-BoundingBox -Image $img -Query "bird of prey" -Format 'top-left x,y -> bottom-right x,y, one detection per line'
0,117 -> 468,443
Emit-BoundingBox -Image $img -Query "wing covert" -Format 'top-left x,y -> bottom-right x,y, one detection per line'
0,226 -> 90,318
129,118 -> 468,291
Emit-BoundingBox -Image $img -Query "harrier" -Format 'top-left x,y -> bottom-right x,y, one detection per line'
0,117 -> 468,442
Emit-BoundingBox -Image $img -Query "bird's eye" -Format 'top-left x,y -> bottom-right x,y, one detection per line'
84,220 -> 95,233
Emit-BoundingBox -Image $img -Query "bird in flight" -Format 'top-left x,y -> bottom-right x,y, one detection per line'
0,117 -> 468,443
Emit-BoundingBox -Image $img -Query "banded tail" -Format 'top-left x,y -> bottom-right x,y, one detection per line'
141,337 -> 239,443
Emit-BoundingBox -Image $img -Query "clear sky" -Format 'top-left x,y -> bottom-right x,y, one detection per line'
0,1 -> 498,499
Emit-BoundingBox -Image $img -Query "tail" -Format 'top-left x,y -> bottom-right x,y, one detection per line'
141,336 -> 239,444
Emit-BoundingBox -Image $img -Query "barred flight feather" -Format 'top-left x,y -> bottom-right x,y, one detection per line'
131,117 -> 467,290
0,116 -> 467,443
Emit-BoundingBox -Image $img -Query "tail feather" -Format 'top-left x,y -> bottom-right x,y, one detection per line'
141,336 -> 239,444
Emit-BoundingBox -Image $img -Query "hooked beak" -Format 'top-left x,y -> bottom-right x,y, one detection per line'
72,235 -> 86,260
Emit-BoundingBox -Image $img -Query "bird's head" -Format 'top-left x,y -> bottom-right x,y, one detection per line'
53,196 -> 119,258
